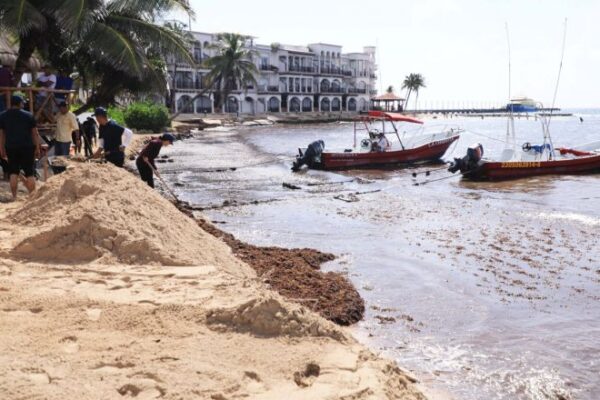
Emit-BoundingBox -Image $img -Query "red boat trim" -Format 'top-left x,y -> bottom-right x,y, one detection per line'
467,153 -> 600,180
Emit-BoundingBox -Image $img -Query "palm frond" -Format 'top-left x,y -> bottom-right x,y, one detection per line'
84,22 -> 145,76
106,15 -> 194,64
106,0 -> 195,19
0,0 -> 47,35
41,0 -> 105,36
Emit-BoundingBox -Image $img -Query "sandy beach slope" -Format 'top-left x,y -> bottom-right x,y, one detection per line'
0,164 -> 426,400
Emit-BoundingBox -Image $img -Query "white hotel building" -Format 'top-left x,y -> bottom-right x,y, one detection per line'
167,32 -> 378,115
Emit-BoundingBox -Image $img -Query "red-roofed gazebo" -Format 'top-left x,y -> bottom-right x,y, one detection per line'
371,92 -> 405,112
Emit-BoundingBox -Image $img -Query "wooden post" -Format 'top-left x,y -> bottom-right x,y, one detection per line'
28,88 -> 34,113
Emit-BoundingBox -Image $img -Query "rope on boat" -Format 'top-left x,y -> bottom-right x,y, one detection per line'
182,156 -> 296,173
464,129 -> 516,145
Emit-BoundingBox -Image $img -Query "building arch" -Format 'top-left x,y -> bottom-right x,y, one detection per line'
331,79 -> 341,92
177,95 -> 193,114
320,79 -> 330,93
302,97 -> 312,112
226,96 -> 238,113
348,98 -> 357,112
320,97 -> 331,112
332,97 -> 341,111
357,81 -> 367,90
268,97 -> 280,112
289,97 -> 301,112
195,96 -> 212,113
358,98 -> 368,111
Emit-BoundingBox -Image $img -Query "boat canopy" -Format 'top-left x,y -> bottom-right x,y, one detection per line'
367,111 -> 424,125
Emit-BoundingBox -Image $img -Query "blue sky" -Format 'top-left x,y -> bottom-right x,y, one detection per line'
171,0 -> 600,108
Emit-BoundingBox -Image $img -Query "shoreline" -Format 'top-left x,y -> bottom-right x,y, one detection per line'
128,131 -> 366,326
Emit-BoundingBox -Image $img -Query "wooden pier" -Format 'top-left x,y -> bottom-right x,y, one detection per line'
399,107 -> 572,117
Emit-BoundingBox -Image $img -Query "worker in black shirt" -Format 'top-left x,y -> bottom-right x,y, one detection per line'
0,95 -> 41,200
136,133 -> 175,188
92,107 -> 133,167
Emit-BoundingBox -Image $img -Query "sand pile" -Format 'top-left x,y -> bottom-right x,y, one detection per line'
6,164 -> 244,270
0,163 -> 427,400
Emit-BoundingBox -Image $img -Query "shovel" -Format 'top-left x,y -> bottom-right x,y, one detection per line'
148,161 -> 181,204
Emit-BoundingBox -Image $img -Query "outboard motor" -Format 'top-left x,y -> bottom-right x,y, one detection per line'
292,140 -> 325,171
448,143 -> 484,174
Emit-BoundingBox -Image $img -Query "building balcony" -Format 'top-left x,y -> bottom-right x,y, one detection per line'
319,66 -> 346,76
175,81 -> 203,90
320,88 -> 345,94
289,66 -> 316,74
258,85 -> 280,93
347,88 -> 367,94
260,65 -> 279,72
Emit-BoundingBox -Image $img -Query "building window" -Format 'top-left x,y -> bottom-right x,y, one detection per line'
302,98 -> 312,112
348,98 -> 357,112
268,97 -> 280,112
290,97 -> 301,112
261,57 -> 269,70
177,95 -> 193,113
332,98 -> 341,111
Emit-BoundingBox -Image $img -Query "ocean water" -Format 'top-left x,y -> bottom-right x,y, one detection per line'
160,110 -> 600,400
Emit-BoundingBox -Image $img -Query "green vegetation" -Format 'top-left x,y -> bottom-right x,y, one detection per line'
0,0 -> 195,113
402,73 -> 426,110
124,102 -> 170,133
108,106 -> 126,126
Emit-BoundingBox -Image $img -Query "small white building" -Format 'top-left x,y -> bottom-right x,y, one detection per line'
166,32 -> 378,115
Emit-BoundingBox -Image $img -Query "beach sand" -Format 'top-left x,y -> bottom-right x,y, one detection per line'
0,164 -> 426,399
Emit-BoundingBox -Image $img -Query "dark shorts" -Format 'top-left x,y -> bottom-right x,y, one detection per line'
54,141 -> 71,156
6,146 -> 35,177
136,158 -> 154,188
105,150 -> 125,168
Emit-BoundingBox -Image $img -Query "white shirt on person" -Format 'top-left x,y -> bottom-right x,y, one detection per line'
55,111 -> 79,143
376,136 -> 390,152
37,73 -> 56,96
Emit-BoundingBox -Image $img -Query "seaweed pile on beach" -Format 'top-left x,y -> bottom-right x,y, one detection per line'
177,205 -> 365,326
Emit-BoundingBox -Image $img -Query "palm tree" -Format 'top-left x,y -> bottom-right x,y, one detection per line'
386,85 -> 394,94
204,33 -> 258,113
401,73 -> 426,110
0,0 -> 195,111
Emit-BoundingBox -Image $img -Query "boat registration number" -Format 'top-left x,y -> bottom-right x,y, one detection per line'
501,162 -> 541,168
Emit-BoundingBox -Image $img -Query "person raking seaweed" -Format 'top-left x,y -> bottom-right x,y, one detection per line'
92,107 -> 133,167
136,133 -> 175,188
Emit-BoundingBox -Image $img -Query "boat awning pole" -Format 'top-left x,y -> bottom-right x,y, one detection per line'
391,121 -> 405,150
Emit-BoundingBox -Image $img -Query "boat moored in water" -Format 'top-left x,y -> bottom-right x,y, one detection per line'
292,111 -> 462,171
448,109 -> 600,181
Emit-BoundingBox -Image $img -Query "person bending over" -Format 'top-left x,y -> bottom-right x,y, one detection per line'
92,107 -> 133,167
0,95 -> 41,200
136,134 -> 175,188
